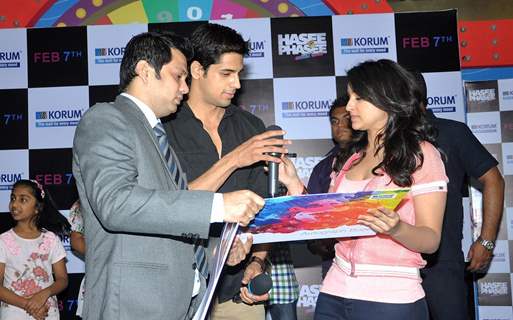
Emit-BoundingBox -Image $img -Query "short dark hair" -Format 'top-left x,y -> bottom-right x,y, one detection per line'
190,23 -> 248,71
119,31 -> 193,92
329,94 -> 349,118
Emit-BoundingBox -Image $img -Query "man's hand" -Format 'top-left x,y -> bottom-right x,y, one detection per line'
226,234 -> 253,266
223,190 -> 264,226
238,286 -> 269,305
467,241 -> 493,272
238,258 -> 270,304
228,130 -> 290,169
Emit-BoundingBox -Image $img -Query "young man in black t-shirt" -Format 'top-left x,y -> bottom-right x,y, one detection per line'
163,23 -> 301,320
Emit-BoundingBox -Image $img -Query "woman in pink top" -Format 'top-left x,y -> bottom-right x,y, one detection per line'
280,60 -> 448,320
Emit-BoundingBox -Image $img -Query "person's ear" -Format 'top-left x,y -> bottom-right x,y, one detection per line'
190,61 -> 204,80
135,60 -> 154,84
35,202 -> 44,214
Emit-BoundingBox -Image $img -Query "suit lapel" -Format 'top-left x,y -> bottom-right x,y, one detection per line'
114,95 -> 178,188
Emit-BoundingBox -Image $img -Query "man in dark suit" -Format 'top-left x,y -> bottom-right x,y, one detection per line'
72,31 -> 263,320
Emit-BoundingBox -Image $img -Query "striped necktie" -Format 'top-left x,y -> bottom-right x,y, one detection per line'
153,122 -> 208,278
153,122 -> 187,190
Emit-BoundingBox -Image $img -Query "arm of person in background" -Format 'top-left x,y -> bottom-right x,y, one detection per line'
24,258 -> 68,317
467,166 -> 505,271
237,244 -> 271,304
70,231 -> 86,256
69,201 -> 86,256
188,130 -> 290,192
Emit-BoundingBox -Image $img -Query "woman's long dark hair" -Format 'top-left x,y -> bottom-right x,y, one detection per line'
12,179 -> 71,240
334,59 -> 436,187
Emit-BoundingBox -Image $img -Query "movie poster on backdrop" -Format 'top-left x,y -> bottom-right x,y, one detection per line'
478,306 -> 513,320
235,78 -> 275,126
295,267 -> 322,320
465,79 -> 513,317
466,80 -> 500,113
88,84 -> 119,107
287,139 -> 335,186
335,76 -> 348,97
0,89 -> 28,150
28,86 -> 89,149
507,208 -> 513,241
87,24 -> 148,86
466,111 -> 502,145
506,175 -> 513,208
502,143 -> 513,175
487,240 -> 511,274
394,10 -> 460,73
271,16 -> 334,78
273,76 -> 336,140
0,150 -> 28,210
422,71 -> 466,123
499,79 -> 513,111
27,26 -> 88,88
332,13 -> 397,76
477,273 -> 512,307
29,148 -> 78,210
482,143 -> 504,172
214,18 -> 273,80
0,28 -> 28,89
500,111 -> 513,143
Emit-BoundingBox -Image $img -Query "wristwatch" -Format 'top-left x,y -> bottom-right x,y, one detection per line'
477,236 -> 495,252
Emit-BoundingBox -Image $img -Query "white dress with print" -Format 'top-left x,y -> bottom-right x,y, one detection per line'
0,229 -> 66,320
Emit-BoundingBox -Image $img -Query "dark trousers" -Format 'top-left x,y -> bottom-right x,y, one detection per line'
314,292 -> 429,320
421,260 -> 469,320
267,300 -> 298,320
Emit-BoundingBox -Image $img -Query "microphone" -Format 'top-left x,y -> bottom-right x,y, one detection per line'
232,273 -> 273,303
266,125 -> 283,198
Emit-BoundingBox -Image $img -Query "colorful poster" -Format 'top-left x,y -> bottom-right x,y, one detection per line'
248,189 -> 409,244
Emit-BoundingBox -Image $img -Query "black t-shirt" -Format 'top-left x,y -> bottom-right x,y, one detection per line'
424,110 -> 498,264
307,146 -> 339,194
162,102 -> 267,302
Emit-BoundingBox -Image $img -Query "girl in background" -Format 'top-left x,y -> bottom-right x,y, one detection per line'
0,179 -> 70,320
